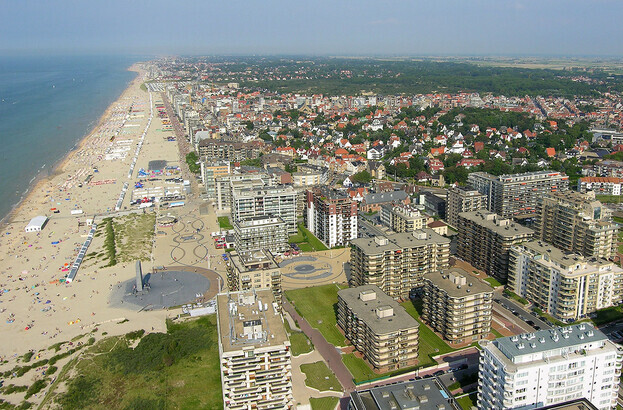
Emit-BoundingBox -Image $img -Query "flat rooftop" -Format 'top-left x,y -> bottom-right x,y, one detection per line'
349,377 -> 459,410
493,323 -> 608,362
424,267 -> 492,298
351,229 -> 450,255
229,250 -> 279,273
216,289 -> 288,353
459,210 -> 534,238
338,285 -> 419,335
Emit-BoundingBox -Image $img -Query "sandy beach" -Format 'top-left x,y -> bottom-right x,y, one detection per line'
0,64 -> 179,359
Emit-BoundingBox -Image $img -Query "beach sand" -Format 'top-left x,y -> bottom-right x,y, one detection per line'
0,64 -> 182,360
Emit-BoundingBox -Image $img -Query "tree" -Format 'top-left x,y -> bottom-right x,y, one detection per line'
351,170 -> 372,184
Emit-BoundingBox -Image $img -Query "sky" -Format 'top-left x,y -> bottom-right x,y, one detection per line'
2,0 -> 623,57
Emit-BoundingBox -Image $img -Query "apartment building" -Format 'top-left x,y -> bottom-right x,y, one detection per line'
305,187 -> 358,248
292,164 -> 328,186
446,186 -> 488,228
535,191 -> 618,260
226,250 -> 282,304
457,210 -> 534,282
578,177 -> 623,196
478,324 -> 622,410
349,378 -> 459,410
232,185 -> 298,234
201,160 -> 231,199
214,172 -> 268,210
422,268 -> 493,344
468,170 -> 569,219
508,241 -> 623,322
233,216 -> 288,255
379,203 -> 428,233
197,139 -> 263,162
216,289 -> 293,410
584,159 -> 623,178
350,230 -> 451,299
337,285 -> 419,372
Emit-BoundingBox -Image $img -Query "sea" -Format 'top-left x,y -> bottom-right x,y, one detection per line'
0,55 -> 145,222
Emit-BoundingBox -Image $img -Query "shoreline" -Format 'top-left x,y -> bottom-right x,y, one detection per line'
0,64 -> 144,230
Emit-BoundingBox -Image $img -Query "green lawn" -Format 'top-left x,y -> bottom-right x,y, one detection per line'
284,320 -> 314,356
285,284 -> 347,346
591,305 -> 623,326
341,353 -> 420,384
288,224 -> 329,251
310,396 -> 339,410
491,327 -> 504,338
503,289 -> 529,305
300,361 -> 342,392
42,316 -> 222,409
596,195 -> 623,204
218,216 -> 233,230
448,373 -> 479,392
456,392 -> 478,410
401,300 -> 455,367
484,277 -> 502,288
341,353 -> 378,383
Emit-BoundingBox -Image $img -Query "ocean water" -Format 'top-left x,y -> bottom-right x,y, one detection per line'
0,55 -> 142,221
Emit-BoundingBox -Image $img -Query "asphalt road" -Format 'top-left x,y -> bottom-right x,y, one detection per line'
493,295 -> 551,332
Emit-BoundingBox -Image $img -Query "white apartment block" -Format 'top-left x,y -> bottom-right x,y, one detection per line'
217,289 -> 293,410
478,324 -> 622,410
578,177 -> 623,196
508,241 -> 623,322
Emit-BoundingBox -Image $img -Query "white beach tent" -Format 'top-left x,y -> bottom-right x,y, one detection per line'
25,216 -> 48,233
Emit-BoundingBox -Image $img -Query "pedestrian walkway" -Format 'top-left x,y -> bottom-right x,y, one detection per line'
282,298 -> 355,392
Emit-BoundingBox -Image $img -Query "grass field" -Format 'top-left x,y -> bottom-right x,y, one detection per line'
341,353 -> 378,383
456,392 -> 478,409
491,327 -> 504,338
42,316 -> 222,409
300,361 -> 342,392
284,319 -> 314,356
596,195 -> 623,204
289,224 -> 329,251
85,213 -> 155,268
285,284 -> 347,346
310,396 -> 339,410
483,277 -> 502,288
218,216 -> 233,230
592,305 -> 623,326
400,300 -> 455,367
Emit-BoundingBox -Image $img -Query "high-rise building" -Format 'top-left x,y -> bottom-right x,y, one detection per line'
477,324 -> 622,410
457,210 -> 534,281
233,215 -> 288,255
422,268 -> 493,344
379,203 -> 428,233
214,172 -> 268,211
535,191 -> 618,260
446,186 -> 488,228
508,241 -> 623,322
226,249 -> 282,304
232,185 -> 298,234
201,160 -> 231,199
216,289 -> 293,409
350,230 -> 451,299
337,285 -> 419,372
305,187 -> 358,248
349,378 -> 459,410
468,170 -> 569,219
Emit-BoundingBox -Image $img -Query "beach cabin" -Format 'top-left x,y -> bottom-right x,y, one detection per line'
25,216 -> 48,233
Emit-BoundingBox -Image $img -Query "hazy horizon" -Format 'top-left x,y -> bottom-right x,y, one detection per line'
2,0 -> 623,57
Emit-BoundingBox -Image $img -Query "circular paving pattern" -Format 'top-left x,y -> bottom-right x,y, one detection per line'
294,264 -> 316,273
